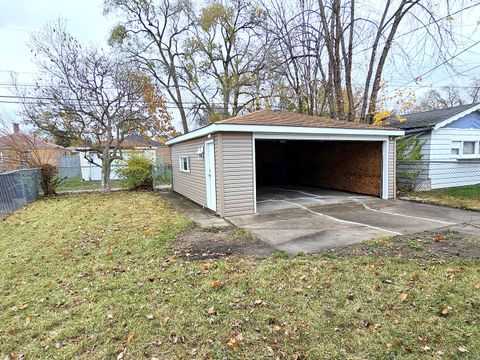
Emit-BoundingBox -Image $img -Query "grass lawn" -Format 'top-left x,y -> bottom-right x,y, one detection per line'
1,192 -> 480,359
57,176 -> 128,192
410,184 -> 480,211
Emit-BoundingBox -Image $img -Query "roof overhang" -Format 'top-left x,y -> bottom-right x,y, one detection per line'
165,124 -> 404,145
433,103 -> 480,130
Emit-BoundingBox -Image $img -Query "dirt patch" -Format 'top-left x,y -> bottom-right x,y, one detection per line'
328,227 -> 480,261
172,225 -> 274,260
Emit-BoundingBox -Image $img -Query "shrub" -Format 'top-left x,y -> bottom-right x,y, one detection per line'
40,164 -> 62,196
116,153 -> 154,190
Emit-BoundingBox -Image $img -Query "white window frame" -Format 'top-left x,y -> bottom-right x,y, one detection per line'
450,141 -> 461,156
179,156 -> 190,172
451,140 -> 480,159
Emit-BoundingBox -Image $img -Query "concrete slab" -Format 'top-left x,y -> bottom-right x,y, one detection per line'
228,187 -> 480,254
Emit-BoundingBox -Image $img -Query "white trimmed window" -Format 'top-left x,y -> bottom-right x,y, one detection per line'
179,156 -> 190,172
451,141 -> 461,155
463,141 -> 475,155
451,140 -> 480,158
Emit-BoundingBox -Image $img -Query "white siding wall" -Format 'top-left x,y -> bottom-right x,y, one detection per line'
79,149 -> 156,181
388,138 -> 396,198
426,128 -> 480,189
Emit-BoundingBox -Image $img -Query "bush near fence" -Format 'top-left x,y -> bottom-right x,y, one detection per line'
397,160 -> 480,191
0,168 -> 42,217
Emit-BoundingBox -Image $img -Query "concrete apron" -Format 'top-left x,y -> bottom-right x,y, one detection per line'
228,188 -> 480,254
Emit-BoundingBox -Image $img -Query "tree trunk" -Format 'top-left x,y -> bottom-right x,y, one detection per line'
100,151 -> 111,191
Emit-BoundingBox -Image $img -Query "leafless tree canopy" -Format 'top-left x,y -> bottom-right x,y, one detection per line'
15,20 -> 174,190
105,0 -> 474,127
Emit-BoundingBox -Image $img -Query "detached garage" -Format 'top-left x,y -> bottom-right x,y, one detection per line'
165,110 -> 404,217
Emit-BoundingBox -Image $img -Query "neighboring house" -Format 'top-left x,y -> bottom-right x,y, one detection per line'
78,134 -> 169,181
166,109 -> 403,217
0,123 -> 71,172
390,103 -> 480,190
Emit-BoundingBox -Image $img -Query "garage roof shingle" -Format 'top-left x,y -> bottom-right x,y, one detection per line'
217,109 -> 395,130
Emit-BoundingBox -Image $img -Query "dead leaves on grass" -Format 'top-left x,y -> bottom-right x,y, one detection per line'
117,332 -> 135,360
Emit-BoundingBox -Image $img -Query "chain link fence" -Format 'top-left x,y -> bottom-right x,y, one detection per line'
397,160 -> 480,191
0,168 -> 42,218
152,164 -> 172,190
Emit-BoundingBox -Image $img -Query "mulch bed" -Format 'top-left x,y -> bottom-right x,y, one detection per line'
172,225 -> 274,260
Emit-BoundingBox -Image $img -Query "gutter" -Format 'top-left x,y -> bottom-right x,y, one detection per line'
166,123 -> 405,145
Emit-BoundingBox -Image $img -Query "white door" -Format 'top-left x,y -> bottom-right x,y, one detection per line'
204,140 -> 217,211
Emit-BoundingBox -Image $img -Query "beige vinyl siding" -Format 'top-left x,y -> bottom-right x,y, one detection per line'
220,133 -> 255,217
388,138 -> 396,199
171,135 -> 213,207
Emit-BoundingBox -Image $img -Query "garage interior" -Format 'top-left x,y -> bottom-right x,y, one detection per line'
255,139 -> 383,211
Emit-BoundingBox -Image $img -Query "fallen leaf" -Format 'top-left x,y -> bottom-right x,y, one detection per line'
458,345 -> 468,353
19,303 -> 28,310
399,293 -> 408,302
24,317 -> 31,327
207,307 -> 215,315
146,314 -> 154,320
126,332 -> 135,346
434,235 -> 444,243
210,279 -> 220,289
386,343 -> 392,350
172,253 -> 180,260
227,333 -> 243,351
474,284 -> 480,290
199,263 -> 209,271
440,306 -> 451,317
411,274 -> 420,282
254,299 -> 263,306
107,313 -> 114,320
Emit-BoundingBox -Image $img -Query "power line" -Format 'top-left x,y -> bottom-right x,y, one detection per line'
392,39 -> 480,91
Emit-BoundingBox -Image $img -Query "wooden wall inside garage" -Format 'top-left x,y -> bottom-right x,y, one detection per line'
256,140 -> 382,196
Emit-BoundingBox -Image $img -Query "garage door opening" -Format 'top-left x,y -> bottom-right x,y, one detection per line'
255,139 -> 383,212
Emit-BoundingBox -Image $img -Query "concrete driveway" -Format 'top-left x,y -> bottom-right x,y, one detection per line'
227,187 -> 480,254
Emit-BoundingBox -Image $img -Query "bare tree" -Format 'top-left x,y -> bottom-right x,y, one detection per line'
105,0 -> 193,133
413,81 -> 480,111
263,0 -> 467,122
180,0 -> 269,122
15,20 -> 174,190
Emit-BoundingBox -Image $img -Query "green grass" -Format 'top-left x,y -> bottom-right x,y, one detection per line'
1,192 -> 480,359
57,176 -> 128,191
412,184 -> 480,211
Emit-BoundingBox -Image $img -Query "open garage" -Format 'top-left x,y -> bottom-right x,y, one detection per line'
166,109 -> 404,217
255,139 -> 382,196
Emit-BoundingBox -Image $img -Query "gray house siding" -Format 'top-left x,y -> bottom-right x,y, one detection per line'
171,131 -> 397,217
220,132 -> 255,217
171,135 -> 215,207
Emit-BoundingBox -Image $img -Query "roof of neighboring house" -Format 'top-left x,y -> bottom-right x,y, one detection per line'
79,135 -> 164,151
388,103 -> 480,130
217,109 -> 395,130
122,134 -> 163,148
166,109 -> 404,145
0,133 -> 66,150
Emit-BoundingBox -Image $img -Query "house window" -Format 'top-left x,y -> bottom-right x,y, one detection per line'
179,156 -> 190,172
451,140 -> 480,158
463,141 -> 475,155
451,141 -> 461,155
